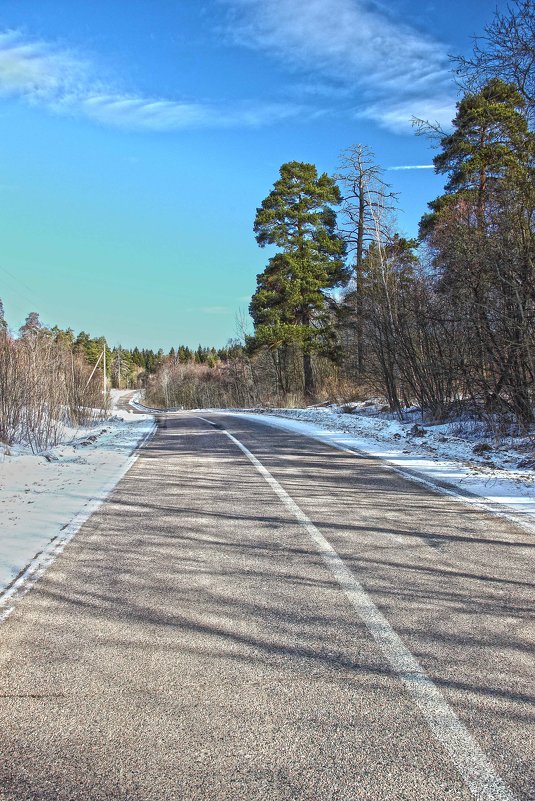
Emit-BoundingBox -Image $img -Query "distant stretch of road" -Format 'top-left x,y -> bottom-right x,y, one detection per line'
0,412 -> 533,800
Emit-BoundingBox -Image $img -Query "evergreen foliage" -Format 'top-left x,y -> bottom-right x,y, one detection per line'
19,312 -> 42,338
250,161 -> 349,399
0,298 -> 7,332
421,79 -> 533,235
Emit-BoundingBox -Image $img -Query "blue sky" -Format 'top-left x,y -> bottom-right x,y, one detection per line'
0,0 -> 506,349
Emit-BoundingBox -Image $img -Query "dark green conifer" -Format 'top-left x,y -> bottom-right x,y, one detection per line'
250,161 -> 348,400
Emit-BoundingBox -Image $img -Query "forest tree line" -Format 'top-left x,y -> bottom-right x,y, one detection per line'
147,0 -> 535,434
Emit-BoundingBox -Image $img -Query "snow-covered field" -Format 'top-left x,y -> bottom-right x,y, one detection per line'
0,392 -> 154,604
231,404 -> 535,529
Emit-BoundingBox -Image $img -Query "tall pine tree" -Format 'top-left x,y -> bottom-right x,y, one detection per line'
421,78 -> 532,235
420,80 -> 535,428
250,161 -> 348,400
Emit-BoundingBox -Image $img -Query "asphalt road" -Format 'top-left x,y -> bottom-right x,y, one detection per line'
0,412 -> 533,801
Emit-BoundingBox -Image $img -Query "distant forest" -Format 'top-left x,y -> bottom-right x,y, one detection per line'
0,304 -> 239,389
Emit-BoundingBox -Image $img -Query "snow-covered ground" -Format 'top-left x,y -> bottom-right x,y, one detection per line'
0,392 -> 154,604
230,404 -> 535,530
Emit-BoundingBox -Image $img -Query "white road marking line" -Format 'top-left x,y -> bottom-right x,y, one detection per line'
0,422 -> 157,624
196,416 -> 219,427
197,416 -> 403,546
336,442 -> 535,537
224,412 -> 535,536
223,427 -> 516,801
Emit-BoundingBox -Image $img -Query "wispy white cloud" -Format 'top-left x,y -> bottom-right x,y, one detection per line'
200,306 -> 231,315
221,0 -> 456,132
73,93 -> 303,131
0,31 -> 88,99
356,94 -> 454,133
387,164 -> 434,171
0,30 -> 306,130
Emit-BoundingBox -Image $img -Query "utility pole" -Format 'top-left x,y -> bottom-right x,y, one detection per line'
84,350 -> 104,390
103,345 -> 107,399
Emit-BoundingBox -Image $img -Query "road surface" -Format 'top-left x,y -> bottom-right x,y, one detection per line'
0,412 -> 533,800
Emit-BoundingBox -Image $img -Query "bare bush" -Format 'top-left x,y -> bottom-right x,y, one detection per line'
0,328 -> 107,452
145,345 -> 364,410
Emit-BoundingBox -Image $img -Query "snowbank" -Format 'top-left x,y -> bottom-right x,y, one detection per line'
229,406 -> 535,530
0,395 -> 154,601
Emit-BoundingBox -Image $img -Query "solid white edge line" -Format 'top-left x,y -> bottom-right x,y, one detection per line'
0,421 -> 157,624
224,412 -> 535,536
222,427 -> 515,801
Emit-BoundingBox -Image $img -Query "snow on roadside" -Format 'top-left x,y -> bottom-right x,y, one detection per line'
229,406 -> 535,527
0,392 -> 154,597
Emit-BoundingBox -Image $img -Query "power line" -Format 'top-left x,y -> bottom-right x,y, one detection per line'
0,264 -> 45,311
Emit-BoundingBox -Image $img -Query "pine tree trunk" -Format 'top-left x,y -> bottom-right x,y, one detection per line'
303,351 -> 315,402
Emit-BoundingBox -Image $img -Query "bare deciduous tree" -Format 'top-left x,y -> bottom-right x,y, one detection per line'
336,145 -> 398,374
